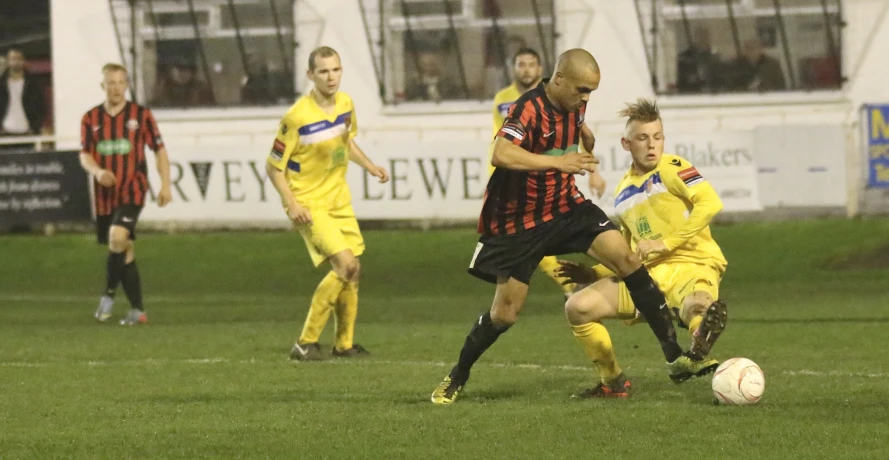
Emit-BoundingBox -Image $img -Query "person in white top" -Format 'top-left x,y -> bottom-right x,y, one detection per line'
0,48 -> 46,138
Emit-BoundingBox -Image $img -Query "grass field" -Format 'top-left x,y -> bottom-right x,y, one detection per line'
2,218 -> 888,459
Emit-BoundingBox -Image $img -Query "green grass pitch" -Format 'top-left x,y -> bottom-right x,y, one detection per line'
1,218 -> 888,459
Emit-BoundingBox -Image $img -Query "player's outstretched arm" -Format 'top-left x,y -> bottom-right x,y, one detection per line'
155,146 -> 172,207
78,153 -> 115,187
491,137 -> 598,174
347,139 -> 389,184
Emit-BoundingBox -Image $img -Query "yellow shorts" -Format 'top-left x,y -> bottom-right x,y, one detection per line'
617,262 -> 722,325
296,204 -> 365,267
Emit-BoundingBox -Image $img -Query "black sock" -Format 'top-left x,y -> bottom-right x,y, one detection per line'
121,261 -> 144,311
105,252 -> 126,297
450,312 -> 511,384
623,267 -> 683,362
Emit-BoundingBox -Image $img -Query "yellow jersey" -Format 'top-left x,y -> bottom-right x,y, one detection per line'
267,91 -> 358,209
492,83 -> 523,138
488,83 -> 524,176
613,154 -> 727,271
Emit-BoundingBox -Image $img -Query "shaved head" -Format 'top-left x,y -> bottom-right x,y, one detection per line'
553,48 -> 600,78
544,48 -> 601,112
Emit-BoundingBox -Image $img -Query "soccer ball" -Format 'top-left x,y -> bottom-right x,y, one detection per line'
711,357 -> 765,406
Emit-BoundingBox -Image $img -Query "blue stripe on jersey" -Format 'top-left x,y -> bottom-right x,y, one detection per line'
288,160 -> 301,172
298,112 -> 352,136
615,172 -> 662,207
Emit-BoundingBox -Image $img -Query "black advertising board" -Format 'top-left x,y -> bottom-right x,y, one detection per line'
0,151 -> 92,225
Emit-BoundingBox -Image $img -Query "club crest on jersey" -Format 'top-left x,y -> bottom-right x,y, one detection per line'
126,119 -> 139,131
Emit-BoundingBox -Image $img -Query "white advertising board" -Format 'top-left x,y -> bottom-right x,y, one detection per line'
141,132 -> 761,222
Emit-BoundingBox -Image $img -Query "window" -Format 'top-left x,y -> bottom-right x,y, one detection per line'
110,0 -> 297,108
360,0 -> 556,104
634,0 -> 843,95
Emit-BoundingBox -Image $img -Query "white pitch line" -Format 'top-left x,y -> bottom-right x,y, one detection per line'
0,357 -> 884,378
0,293 -> 479,304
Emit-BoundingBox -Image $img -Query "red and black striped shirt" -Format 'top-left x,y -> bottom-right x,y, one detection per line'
80,102 -> 163,216
479,81 -> 587,236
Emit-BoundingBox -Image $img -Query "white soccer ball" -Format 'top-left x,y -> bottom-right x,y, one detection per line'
711,357 -> 765,406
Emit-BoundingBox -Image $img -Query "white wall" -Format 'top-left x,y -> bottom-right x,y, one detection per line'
51,0 -> 889,212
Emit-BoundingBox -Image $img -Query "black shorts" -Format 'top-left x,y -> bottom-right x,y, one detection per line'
96,204 -> 142,245
468,202 -> 618,285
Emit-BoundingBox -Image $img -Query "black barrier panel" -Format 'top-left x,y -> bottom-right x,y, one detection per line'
0,151 -> 92,225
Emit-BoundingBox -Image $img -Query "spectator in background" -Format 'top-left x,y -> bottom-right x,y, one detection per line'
730,38 -> 786,92
240,52 -> 276,105
405,44 -> 462,102
676,27 -> 724,93
0,48 -> 46,136
150,58 -> 214,107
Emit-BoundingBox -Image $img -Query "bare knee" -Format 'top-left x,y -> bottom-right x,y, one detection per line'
490,286 -> 527,327
108,227 -> 130,253
681,292 -> 713,324
331,252 -> 361,282
343,258 -> 360,281
565,288 -> 609,325
612,253 -> 642,278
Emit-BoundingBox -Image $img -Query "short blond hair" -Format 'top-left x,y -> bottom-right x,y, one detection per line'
308,46 -> 339,71
618,98 -> 661,125
102,63 -> 128,75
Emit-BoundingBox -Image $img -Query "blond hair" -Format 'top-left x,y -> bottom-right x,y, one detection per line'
618,98 -> 661,125
308,46 -> 339,71
102,63 -> 128,75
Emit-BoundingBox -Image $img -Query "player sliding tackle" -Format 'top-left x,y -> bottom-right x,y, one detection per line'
431,49 -> 715,405
558,98 -> 728,398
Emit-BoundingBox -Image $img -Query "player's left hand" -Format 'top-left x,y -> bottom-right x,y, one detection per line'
635,239 -> 669,260
368,164 -> 389,184
158,185 -> 173,207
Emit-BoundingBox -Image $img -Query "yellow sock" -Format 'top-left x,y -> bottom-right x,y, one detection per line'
688,315 -> 703,338
334,281 -> 359,351
538,256 -> 575,294
298,271 -> 346,344
571,322 -> 622,384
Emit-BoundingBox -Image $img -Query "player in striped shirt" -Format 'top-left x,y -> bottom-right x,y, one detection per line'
490,47 -> 608,300
432,49 -> 712,404
79,63 -> 172,326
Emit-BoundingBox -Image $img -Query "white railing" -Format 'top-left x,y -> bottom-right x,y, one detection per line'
0,135 -> 58,152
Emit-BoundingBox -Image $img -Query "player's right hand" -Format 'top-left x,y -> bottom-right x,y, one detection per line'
96,170 -> 116,187
287,203 -> 312,225
558,152 -> 599,175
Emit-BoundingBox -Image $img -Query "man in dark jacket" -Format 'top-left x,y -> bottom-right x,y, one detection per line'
730,38 -> 787,92
0,48 -> 46,136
